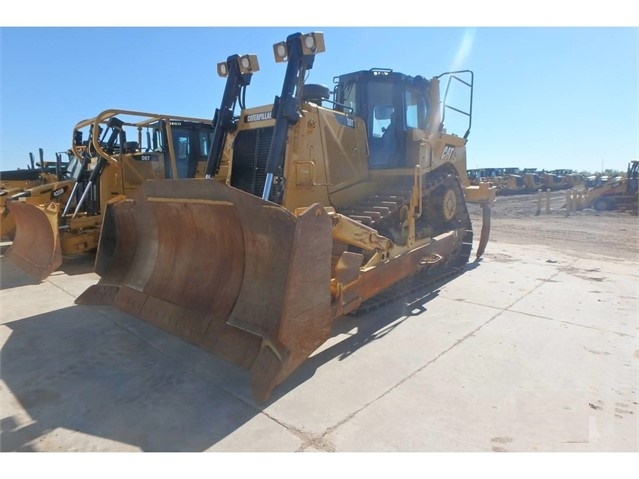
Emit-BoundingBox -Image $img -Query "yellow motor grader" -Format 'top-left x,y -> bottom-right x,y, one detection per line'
76,32 -> 496,402
5,110 -> 218,280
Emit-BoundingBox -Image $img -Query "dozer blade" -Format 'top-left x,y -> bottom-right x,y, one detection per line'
5,201 -> 62,281
475,203 -> 491,259
76,179 -> 334,402
1,202 -> 17,241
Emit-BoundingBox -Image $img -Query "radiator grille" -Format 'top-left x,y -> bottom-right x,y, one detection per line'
231,127 -> 274,197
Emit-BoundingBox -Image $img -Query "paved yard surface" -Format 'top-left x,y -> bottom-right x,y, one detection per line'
1,194 -> 637,477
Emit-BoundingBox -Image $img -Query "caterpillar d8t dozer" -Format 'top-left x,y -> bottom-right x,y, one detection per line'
77,32 -> 496,402
5,109 -> 220,280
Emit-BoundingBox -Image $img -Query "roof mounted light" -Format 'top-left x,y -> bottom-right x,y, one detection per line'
304,35 -> 315,50
238,54 -> 259,74
273,42 -> 288,63
301,32 -> 325,55
273,32 -> 325,63
217,62 -> 228,77
217,54 -> 259,77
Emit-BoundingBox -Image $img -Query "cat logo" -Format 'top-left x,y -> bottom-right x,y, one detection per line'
334,113 -> 355,128
441,144 -> 456,162
245,111 -> 273,122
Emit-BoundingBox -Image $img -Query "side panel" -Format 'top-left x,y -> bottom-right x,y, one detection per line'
97,154 -> 166,211
285,106 -> 370,211
227,104 -> 371,213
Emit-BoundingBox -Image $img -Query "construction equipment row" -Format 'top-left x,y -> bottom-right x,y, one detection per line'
467,167 -> 583,195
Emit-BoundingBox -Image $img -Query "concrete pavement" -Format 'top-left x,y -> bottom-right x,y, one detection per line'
1,239 -> 637,457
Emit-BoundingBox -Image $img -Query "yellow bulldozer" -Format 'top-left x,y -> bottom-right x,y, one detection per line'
5,110 -> 218,280
1,149 -> 73,240
76,31 -> 496,402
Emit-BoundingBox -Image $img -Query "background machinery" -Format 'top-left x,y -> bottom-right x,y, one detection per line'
5,110 -> 218,279
1,149 -> 73,240
496,169 -> 541,195
76,32 -> 496,402
582,160 -> 638,213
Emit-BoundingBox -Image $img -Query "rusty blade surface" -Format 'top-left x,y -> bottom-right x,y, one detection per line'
5,201 -> 62,281
1,200 -> 17,240
77,179 -> 333,402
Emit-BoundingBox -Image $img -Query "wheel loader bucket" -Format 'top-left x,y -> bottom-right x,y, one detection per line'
76,179 -> 334,402
5,201 -> 62,281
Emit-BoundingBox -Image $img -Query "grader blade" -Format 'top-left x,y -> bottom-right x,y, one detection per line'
76,179 -> 334,402
5,201 -> 62,281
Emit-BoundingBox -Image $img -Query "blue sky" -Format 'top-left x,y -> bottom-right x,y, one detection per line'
1,6 -> 637,175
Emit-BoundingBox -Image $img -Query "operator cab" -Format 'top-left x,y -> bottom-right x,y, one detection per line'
333,69 -> 431,169
150,120 -> 215,178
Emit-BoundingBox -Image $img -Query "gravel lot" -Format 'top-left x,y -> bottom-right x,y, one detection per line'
470,190 -> 638,262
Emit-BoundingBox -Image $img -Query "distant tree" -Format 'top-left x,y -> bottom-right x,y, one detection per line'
604,168 -> 626,178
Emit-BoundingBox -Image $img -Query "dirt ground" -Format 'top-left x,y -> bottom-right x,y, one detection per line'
468,191 -> 639,263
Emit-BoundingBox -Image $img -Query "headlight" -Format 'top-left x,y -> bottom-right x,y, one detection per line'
304,35 -> 315,50
273,42 -> 288,63
273,32 -> 325,63
301,32 -> 325,55
238,54 -> 259,73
